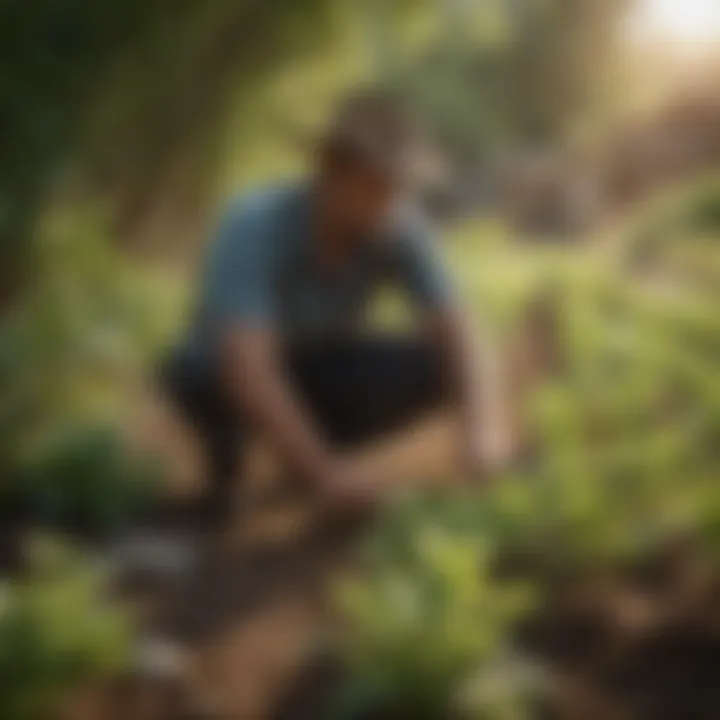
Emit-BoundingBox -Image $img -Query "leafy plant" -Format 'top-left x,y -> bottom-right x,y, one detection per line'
337,208 -> 720,718
336,496 -> 536,719
0,537 -> 132,720
18,424 -> 160,537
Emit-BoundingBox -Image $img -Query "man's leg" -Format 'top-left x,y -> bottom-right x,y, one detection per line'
159,336 -> 446,524
287,335 -> 449,447
159,351 -> 242,528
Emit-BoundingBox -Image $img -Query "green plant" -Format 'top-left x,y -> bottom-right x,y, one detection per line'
336,497 -> 536,719
336,207 -> 720,718
0,215 -> 175,487
19,424 -> 160,537
0,537 -> 132,720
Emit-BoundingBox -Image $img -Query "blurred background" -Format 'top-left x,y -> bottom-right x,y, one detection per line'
0,1 -> 719,718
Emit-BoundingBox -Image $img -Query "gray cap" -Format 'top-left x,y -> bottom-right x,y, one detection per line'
320,88 -> 436,183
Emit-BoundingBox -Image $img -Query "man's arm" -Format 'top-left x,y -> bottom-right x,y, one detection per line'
219,327 -> 331,483
394,215 -> 515,476
205,199 -> 376,513
219,327 -> 377,510
426,308 -> 515,477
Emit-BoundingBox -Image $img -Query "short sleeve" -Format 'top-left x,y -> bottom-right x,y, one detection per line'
391,214 -> 455,312
202,200 -> 278,329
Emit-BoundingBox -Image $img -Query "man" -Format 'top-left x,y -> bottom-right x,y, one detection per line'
162,90 -> 513,529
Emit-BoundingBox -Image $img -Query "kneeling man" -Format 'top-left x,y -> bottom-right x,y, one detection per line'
163,90 -> 512,528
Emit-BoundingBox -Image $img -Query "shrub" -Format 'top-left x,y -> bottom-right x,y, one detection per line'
0,537 -> 132,720
335,496 -> 536,719
336,212 -> 720,717
17,424 -> 160,538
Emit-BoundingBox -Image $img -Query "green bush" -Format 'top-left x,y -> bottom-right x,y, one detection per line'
0,213 -> 182,486
337,207 -> 720,717
18,424 -> 160,537
335,495 -> 537,719
0,537 -> 132,720
618,175 -> 720,288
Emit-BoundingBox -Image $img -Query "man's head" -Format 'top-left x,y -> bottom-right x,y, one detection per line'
316,89 -> 424,237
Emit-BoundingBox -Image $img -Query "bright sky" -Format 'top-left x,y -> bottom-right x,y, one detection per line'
628,0 -> 720,46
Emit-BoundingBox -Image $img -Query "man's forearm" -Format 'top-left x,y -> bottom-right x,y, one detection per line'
220,330 -> 333,484
474,326 -> 511,445
441,312 -> 485,432
431,309 -> 513,463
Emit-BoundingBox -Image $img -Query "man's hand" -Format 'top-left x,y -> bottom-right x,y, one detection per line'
223,328 -> 382,520
462,424 -> 516,480
314,459 -> 381,518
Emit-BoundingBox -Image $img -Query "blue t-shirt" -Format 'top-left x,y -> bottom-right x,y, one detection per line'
185,180 -> 454,366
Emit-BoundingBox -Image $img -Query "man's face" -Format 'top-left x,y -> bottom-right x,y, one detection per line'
329,162 -> 407,238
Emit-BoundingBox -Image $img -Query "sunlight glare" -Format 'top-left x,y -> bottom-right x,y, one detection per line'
629,0 -> 720,46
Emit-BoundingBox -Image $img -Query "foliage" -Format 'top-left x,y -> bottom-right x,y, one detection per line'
16,424 -> 160,538
0,0 -> 643,297
337,191 -> 720,718
337,496 -> 536,718
0,537 -> 132,720
0,0 -> 343,293
0,212 -> 179,484
367,0 -> 631,163
617,173 -> 720,291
